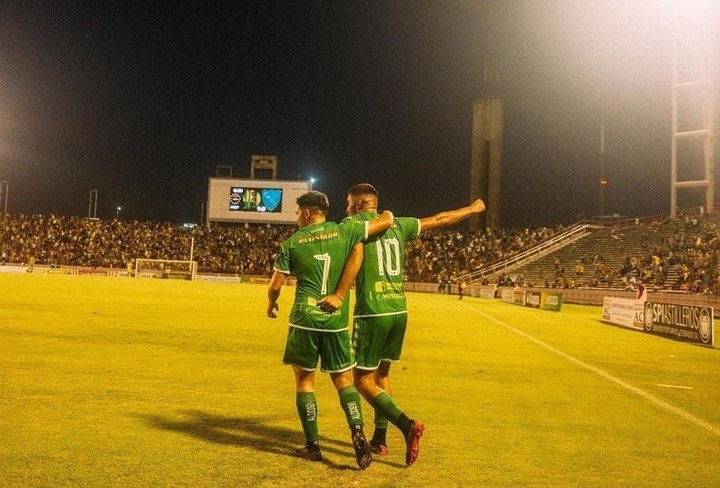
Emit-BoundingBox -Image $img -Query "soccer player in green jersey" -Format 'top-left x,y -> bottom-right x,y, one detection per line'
266,191 -> 393,469
320,183 -> 485,466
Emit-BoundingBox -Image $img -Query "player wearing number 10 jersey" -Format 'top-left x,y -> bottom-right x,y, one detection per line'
343,183 -> 486,466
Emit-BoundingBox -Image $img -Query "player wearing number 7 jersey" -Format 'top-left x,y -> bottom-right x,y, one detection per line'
267,190 -> 393,469
331,183 -> 485,466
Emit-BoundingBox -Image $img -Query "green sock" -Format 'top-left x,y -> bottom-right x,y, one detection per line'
296,392 -> 319,442
371,392 -> 413,435
373,390 -> 389,430
338,385 -> 364,428
374,409 -> 389,430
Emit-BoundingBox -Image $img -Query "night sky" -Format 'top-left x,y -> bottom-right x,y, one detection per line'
0,1 -> 717,227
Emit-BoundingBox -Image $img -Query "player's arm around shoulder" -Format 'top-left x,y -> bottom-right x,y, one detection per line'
419,199 -> 485,233
267,270 -> 288,318
366,210 -> 394,237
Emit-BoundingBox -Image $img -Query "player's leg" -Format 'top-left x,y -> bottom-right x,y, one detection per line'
292,366 -> 322,461
375,359 -> 392,392
370,360 -> 392,453
383,316 -> 425,466
370,361 -> 425,466
354,366 -> 390,455
376,314 -> 425,465
356,364 -> 421,462
329,369 -> 363,429
354,315 -> 424,464
284,328 -> 322,461
323,331 -> 372,469
352,316 -> 391,452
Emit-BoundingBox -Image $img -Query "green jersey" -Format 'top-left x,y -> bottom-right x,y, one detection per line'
273,219 -> 368,331
347,212 -> 420,317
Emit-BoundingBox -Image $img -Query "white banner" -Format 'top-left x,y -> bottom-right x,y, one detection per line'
602,296 -> 644,330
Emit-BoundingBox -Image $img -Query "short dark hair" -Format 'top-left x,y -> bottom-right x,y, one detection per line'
297,191 -> 329,214
347,183 -> 378,198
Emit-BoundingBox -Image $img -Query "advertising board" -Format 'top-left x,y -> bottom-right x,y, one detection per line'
642,301 -> 714,347
524,291 -> 562,311
601,296 -> 644,330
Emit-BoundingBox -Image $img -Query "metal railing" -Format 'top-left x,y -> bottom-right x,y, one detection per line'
456,223 -> 598,283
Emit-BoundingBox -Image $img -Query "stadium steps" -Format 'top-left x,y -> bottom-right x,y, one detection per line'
457,224 -> 596,283
495,211 -> 720,290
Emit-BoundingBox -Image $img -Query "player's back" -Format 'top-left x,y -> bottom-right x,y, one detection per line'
349,212 -> 419,317
279,219 -> 365,330
286,221 -> 354,300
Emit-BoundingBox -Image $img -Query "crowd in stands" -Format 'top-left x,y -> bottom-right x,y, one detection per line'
2,212 -> 720,293
0,214 -> 565,282
527,214 -> 720,294
0,214 -> 294,276
403,226 -> 561,283
617,217 -> 720,294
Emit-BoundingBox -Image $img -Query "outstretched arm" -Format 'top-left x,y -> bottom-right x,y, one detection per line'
266,270 -> 287,318
419,199 -> 485,234
318,243 -> 364,312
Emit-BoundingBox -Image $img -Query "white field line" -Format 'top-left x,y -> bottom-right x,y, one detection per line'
657,384 -> 694,390
463,303 -> 720,438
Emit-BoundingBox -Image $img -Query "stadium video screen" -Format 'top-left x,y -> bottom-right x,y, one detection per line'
229,187 -> 283,213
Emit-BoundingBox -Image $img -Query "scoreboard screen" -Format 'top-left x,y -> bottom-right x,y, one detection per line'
229,187 -> 283,213
207,177 -> 310,225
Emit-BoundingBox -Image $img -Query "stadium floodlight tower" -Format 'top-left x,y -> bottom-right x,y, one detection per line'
0,180 -> 8,215
88,189 -> 98,219
469,67 -> 503,232
599,124 -> 608,216
670,1 -> 717,218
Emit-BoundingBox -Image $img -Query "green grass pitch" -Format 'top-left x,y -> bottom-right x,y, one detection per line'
1,272 -> 719,487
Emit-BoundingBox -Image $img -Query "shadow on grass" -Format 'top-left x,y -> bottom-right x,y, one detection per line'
136,410 -> 404,470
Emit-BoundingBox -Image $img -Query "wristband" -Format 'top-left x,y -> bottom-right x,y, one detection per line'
333,293 -> 344,302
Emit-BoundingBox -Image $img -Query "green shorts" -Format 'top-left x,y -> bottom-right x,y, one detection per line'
352,312 -> 408,370
283,326 -> 355,373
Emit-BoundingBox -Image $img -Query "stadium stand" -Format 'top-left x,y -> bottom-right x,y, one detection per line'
0,214 -> 293,276
470,210 -> 720,294
0,210 -> 718,294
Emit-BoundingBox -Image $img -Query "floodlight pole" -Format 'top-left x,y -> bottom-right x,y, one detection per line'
599,124 -> 607,216
88,189 -> 98,219
0,181 -> 8,215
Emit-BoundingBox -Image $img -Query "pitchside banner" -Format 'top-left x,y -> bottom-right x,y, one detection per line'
602,296 -> 644,331
601,284 -> 647,330
524,291 -> 562,311
502,289 -> 562,311
500,288 -> 514,303
475,285 -> 498,299
642,301 -> 715,347
500,288 -> 562,312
